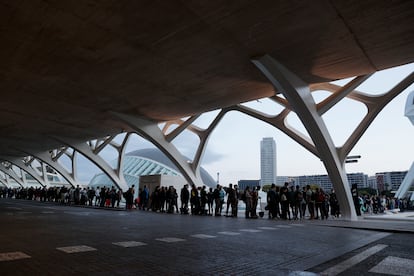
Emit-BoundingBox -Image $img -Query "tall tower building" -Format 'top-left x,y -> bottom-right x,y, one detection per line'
260,137 -> 277,186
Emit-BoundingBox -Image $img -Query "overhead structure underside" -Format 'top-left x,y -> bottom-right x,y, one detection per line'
1,0 -> 414,157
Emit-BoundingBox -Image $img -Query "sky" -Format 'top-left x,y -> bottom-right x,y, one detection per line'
76,62 -> 414,186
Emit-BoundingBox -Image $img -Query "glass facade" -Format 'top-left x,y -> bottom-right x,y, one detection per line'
260,137 -> 277,186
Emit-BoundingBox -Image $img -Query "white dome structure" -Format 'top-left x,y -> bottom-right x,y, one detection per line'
89,148 -> 216,189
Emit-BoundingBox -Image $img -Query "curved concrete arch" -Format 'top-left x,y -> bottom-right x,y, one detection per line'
0,163 -> 25,187
113,113 -> 204,187
25,150 -> 78,188
2,157 -> 48,187
0,177 -> 8,187
53,135 -> 131,192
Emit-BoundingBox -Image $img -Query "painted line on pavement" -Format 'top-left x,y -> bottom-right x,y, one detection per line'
56,245 -> 97,253
0,251 -> 31,262
155,237 -> 186,243
257,227 -> 280,230
320,244 -> 388,276
217,231 -> 240,236
191,234 -> 217,239
112,241 -> 147,248
369,256 -> 414,276
239,229 -> 262,233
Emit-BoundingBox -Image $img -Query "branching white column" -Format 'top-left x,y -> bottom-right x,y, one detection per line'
253,55 -> 358,220
113,113 -> 204,187
252,55 -> 414,220
395,91 -> 414,200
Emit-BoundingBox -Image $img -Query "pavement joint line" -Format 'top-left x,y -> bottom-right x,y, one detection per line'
320,244 -> 388,276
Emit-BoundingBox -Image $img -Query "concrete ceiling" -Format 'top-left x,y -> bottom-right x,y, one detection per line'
1,0 -> 414,158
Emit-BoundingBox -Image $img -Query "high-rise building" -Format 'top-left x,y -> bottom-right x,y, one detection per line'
260,137 -> 277,186
376,171 -> 408,191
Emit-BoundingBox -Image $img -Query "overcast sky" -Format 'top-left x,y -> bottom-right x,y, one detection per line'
77,63 -> 414,186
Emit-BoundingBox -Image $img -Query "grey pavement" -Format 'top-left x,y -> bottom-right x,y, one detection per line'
1,198 -> 413,275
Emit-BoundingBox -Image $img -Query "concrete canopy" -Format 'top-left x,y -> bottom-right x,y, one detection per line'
1,0 -> 414,158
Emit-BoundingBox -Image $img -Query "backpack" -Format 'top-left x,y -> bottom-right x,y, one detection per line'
297,191 -> 303,201
241,191 -> 246,202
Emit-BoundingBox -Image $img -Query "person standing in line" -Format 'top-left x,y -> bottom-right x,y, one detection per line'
207,187 -> 214,215
287,185 -> 295,220
180,184 -> 189,214
200,186 -> 208,215
314,188 -> 323,219
280,183 -> 289,220
244,186 -> 252,219
225,184 -> 234,216
95,186 -> 100,206
300,186 -> 307,220
87,187 -> 95,206
306,185 -> 315,219
251,186 -> 259,219
267,183 -> 277,219
293,185 -> 302,220
231,185 -> 239,217
116,189 -> 122,208
190,184 -> 199,215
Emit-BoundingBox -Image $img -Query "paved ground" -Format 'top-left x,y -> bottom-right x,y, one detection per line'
0,198 -> 413,275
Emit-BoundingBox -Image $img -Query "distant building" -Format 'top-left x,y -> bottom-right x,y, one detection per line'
285,172 -> 368,191
237,180 -> 260,191
376,171 -> 408,191
295,174 -> 333,191
367,176 -> 378,190
260,137 -> 277,186
347,173 -> 368,189
276,176 -> 290,186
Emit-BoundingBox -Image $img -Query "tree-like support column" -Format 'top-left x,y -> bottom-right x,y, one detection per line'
252,55 -> 358,220
395,91 -> 414,200
252,55 -> 414,220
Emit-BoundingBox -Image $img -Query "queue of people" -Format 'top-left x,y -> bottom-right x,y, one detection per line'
2,183 -> 410,220
0,185 -> 124,208
264,182 -> 340,220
